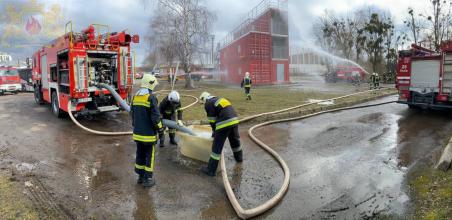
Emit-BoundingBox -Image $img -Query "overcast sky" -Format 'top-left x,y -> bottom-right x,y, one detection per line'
1,0 -> 430,64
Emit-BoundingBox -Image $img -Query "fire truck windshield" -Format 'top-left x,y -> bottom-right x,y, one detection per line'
0,69 -> 19,76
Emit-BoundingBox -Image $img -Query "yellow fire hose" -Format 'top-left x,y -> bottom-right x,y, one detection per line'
68,88 -> 394,219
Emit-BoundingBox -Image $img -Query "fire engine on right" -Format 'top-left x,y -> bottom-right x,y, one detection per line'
396,41 -> 452,109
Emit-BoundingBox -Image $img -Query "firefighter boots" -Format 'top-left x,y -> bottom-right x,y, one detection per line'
159,129 -> 165,147
137,174 -> 144,184
169,133 -> 178,145
233,150 -> 243,163
142,177 -> 155,187
201,158 -> 219,176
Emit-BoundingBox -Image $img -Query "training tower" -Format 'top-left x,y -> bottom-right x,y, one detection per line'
219,0 -> 289,85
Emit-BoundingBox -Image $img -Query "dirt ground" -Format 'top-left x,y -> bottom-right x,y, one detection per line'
0,77 -> 449,219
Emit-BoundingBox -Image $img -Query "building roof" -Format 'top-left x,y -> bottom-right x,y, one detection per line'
220,0 -> 288,49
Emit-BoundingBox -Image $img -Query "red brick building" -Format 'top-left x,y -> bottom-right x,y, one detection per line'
219,0 -> 289,85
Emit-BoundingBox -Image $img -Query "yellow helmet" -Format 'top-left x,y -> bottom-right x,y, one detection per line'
141,74 -> 158,90
199,91 -> 211,104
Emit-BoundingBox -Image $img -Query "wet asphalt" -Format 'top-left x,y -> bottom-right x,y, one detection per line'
1,91 -> 451,219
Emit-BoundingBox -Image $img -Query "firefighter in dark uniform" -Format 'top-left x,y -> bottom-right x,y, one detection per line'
374,73 -> 380,89
199,91 -> 243,176
159,90 -> 183,147
131,74 -> 163,187
241,72 -> 252,100
370,72 -> 380,89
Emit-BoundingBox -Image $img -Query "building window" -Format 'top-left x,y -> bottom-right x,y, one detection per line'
238,45 -> 241,55
272,36 -> 288,59
238,67 -> 242,76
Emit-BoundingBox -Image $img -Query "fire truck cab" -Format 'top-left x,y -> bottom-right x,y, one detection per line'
32,23 -> 138,117
396,42 -> 452,109
0,66 -> 21,95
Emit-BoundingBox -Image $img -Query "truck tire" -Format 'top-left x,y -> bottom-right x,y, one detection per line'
51,91 -> 64,118
0,90 -> 4,96
34,86 -> 44,105
408,104 -> 420,110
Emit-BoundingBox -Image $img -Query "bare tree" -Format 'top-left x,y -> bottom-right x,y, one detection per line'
313,11 -> 357,59
149,9 -> 179,69
423,0 -> 452,51
404,7 -> 425,45
154,0 -> 215,88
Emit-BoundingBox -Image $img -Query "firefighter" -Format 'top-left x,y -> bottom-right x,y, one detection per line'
240,72 -> 252,100
370,72 -> 380,90
159,90 -> 183,147
374,72 -> 380,89
369,73 -> 376,90
131,74 -> 163,187
199,91 -> 243,176
351,71 -> 360,87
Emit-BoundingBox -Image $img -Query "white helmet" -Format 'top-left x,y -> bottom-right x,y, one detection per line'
141,74 -> 159,90
199,91 -> 211,104
245,72 -> 250,78
168,90 -> 180,103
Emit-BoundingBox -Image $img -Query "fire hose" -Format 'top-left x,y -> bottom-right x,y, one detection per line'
220,88 -> 395,219
68,85 -> 198,136
68,86 -> 395,219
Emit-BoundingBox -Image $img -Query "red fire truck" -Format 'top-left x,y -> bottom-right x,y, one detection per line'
325,66 -> 366,83
33,23 -> 138,117
0,66 -> 21,95
396,42 -> 452,109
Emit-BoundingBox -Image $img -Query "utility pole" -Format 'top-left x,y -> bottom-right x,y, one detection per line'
211,34 -> 215,65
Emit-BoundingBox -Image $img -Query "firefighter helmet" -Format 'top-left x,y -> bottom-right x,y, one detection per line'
199,91 -> 211,104
168,90 -> 180,103
245,72 -> 250,78
141,74 -> 158,90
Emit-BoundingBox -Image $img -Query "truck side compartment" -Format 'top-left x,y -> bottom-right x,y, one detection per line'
396,41 -> 452,109
32,23 -> 139,117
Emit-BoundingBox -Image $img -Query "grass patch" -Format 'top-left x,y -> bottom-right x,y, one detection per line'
409,168 -> 452,219
157,81 -> 341,121
0,171 -> 39,220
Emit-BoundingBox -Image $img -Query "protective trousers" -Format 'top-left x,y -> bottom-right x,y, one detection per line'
244,87 -> 251,100
206,125 -> 242,174
135,141 -> 155,179
159,114 -> 177,146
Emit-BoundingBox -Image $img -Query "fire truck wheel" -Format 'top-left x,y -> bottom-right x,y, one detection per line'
51,91 -> 64,118
408,104 -> 419,110
34,87 -> 44,105
0,90 -> 4,96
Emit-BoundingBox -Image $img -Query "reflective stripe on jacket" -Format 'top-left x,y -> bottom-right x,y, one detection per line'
241,77 -> 252,88
204,97 -> 239,131
131,88 -> 162,142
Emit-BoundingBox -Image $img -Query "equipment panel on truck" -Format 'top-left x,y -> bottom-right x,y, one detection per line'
32,22 -> 139,117
410,59 -> 440,93
396,42 -> 452,109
